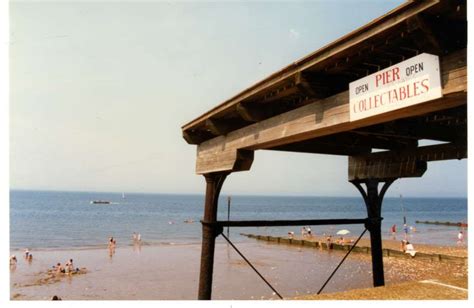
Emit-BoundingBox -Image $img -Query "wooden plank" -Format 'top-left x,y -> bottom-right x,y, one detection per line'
273,132 -> 418,154
182,0 -> 440,132
205,118 -> 234,136
349,157 -> 427,181
348,143 -> 467,181
235,102 -> 267,122
196,148 -> 254,174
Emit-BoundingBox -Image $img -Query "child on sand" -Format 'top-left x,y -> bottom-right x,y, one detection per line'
55,263 -> 64,274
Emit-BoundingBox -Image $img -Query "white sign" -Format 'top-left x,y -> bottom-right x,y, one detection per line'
349,53 -> 442,121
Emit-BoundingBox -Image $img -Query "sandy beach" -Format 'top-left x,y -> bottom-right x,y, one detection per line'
11,240 -> 374,300
10,235 -> 467,300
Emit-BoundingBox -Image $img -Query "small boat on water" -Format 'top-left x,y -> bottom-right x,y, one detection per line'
90,200 -> 111,204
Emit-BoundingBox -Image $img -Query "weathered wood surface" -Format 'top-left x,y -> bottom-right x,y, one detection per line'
195,50 -> 466,174
348,142 -> 467,181
183,0 -> 440,132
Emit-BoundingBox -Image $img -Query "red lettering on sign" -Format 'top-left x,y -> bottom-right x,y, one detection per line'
421,78 -> 429,92
375,67 -> 401,88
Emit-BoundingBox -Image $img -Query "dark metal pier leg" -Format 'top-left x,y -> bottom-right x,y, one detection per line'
352,178 -> 395,287
198,172 -> 229,300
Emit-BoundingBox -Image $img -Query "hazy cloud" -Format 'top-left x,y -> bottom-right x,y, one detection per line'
289,28 -> 300,39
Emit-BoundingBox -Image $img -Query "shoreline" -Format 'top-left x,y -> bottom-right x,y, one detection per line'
10,236 -> 468,300
10,240 -> 204,253
242,233 -> 468,259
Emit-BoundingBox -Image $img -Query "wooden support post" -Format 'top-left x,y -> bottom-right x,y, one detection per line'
198,172 -> 229,300
351,178 -> 395,287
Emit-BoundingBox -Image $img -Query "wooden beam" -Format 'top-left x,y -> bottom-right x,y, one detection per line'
270,132 -> 418,154
347,133 -> 418,150
183,130 -> 210,145
407,15 -> 443,54
353,122 -> 466,143
194,50 -> 466,174
271,139 -> 371,156
205,118 -> 234,136
196,148 -> 254,174
235,102 -> 266,122
258,83 -> 300,104
349,156 -> 427,181
295,72 -> 318,97
348,142 -> 467,181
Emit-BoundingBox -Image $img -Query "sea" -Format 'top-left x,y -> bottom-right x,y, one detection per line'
10,190 -> 467,250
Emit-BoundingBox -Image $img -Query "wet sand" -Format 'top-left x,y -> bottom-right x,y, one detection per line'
10,235 -> 468,300
11,240 -> 375,300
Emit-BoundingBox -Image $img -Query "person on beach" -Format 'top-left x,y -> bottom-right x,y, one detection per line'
405,241 -> 417,257
108,237 -> 116,258
301,227 -> 307,237
27,254 -> 33,263
390,224 -> 397,236
288,231 -> 294,239
307,227 -> 312,237
65,259 -> 75,273
457,231 -> 464,244
400,240 -> 407,252
403,224 -> 409,239
326,235 -> 333,249
24,249 -> 29,259
55,263 -> 64,274
132,232 -> 137,242
10,255 -> 17,272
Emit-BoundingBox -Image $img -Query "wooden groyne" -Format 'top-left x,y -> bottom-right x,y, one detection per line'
415,220 -> 467,227
241,233 -> 467,264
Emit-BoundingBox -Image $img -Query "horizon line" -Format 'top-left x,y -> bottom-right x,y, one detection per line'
8,188 -> 467,199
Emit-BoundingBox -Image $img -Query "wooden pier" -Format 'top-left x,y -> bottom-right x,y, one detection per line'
182,0 -> 467,300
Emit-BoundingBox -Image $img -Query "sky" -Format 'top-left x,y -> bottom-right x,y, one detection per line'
8,0 -> 468,197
